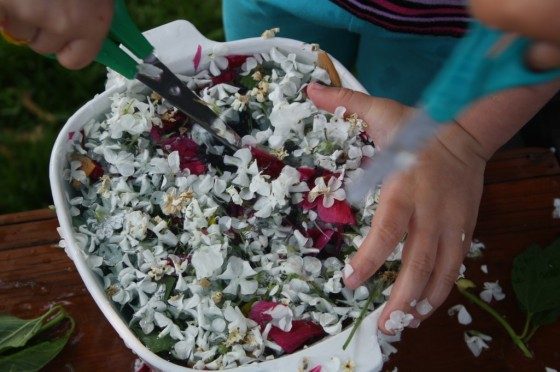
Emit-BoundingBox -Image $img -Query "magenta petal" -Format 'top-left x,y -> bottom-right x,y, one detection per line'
249,301 -> 278,327
317,199 -> 356,225
250,146 -> 284,178
268,320 -> 324,354
309,366 -> 322,372
307,228 -> 334,250
193,44 -> 202,71
226,55 -> 249,69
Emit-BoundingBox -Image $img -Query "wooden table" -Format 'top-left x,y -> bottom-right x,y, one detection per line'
1,148 -> 559,372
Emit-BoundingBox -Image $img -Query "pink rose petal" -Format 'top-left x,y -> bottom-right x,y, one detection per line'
249,300 -> 278,327
193,44 -> 202,71
307,228 -> 334,250
317,198 -> 356,225
268,320 -> 324,353
309,366 -> 322,372
250,146 -> 284,178
226,55 -> 249,69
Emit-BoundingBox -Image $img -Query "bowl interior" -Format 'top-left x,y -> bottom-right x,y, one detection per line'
50,20 -> 381,372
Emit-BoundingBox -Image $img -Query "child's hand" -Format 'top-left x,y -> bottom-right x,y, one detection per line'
307,83 -> 488,332
0,0 -> 114,69
470,0 -> 560,70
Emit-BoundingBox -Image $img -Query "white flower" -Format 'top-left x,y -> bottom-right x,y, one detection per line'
261,27 -> 280,39
172,326 -> 198,360
464,331 -> 492,357
206,45 -> 229,76
386,242 -> 404,261
480,264 -> 488,274
154,312 -> 184,340
124,211 -> 149,241
264,304 -> 293,332
224,148 -> 258,187
191,244 -> 224,280
480,281 -> 506,303
467,239 -> 485,258
448,304 -> 472,325
384,310 -> 414,332
378,331 -> 401,362
103,149 -> 135,177
218,256 -> 258,295
308,175 -> 346,208
268,101 -> 315,148
553,198 -> 560,218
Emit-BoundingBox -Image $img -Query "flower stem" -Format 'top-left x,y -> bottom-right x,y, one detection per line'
523,325 -> 540,343
519,313 -> 533,340
343,286 -> 378,350
457,285 -> 533,358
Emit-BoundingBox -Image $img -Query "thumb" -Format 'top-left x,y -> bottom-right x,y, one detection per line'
307,83 -> 413,148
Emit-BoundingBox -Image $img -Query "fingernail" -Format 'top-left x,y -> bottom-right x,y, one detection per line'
309,82 -> 327,91
415,298 -> 433,316
343,262 -> 354,280
409,318 -> 421,328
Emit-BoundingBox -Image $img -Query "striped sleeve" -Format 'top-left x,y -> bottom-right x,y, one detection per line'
330,0 -> 470,37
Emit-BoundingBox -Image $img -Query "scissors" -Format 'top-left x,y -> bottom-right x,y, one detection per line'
347,22 -> 560,205
93,0 -> 242,153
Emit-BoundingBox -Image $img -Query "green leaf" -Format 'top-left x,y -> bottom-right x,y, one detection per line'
0,307 -> 74,372
512,240 -> 560,315
238,74 -> 258,90
0,327 -> 72,372
0,306 -> 62,353
531,307 -> 560,328
162,276 -> 177,301
131,325 -> 175,354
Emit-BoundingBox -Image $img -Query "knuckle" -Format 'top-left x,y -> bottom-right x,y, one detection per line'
406,251 -> 434,280
374,219 -> 402,248
335,88 -> 358,105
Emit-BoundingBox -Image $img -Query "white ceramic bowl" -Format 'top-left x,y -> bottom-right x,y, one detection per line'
50,20 -> 383,372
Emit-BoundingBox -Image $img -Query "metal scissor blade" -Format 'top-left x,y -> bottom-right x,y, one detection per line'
346,110 -> 443,205
136,53 -> 241,153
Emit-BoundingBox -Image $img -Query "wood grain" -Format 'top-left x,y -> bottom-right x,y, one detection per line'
1,147 -> 559,371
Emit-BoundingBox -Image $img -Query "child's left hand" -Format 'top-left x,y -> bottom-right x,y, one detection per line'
307,83 -> 489,332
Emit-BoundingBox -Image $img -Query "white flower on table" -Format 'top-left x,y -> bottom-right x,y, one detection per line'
467,239 -> 486,258
448,304 -> 473,325
464,331 -> 492,357
218,256 -> 258,296
308,175 -> 346,208
480,281 -> 506,303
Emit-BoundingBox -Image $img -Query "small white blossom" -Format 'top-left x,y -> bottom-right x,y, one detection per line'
464,331 -> 492,357
448,304 -> 472,325
480,281 -> 506,303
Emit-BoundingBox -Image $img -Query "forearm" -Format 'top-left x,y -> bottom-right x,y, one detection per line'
451,80 -> 560,160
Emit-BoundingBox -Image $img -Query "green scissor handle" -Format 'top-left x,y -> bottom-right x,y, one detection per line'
95,0 -> 154,79
422,21 -> 560,123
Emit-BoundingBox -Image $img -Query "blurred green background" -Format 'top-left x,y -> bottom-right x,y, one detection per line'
0,0 -> 223,213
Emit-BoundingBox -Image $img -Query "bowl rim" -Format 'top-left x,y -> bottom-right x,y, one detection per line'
49,20 -> 382,372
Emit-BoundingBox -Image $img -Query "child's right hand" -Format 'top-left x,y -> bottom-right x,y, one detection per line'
307,83 -> 488,332
0,0 -> 114,69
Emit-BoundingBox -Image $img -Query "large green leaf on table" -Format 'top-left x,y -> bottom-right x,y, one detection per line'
0,310 -> 52,353
512,239 -> 560,316
0,327 -> 73,372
